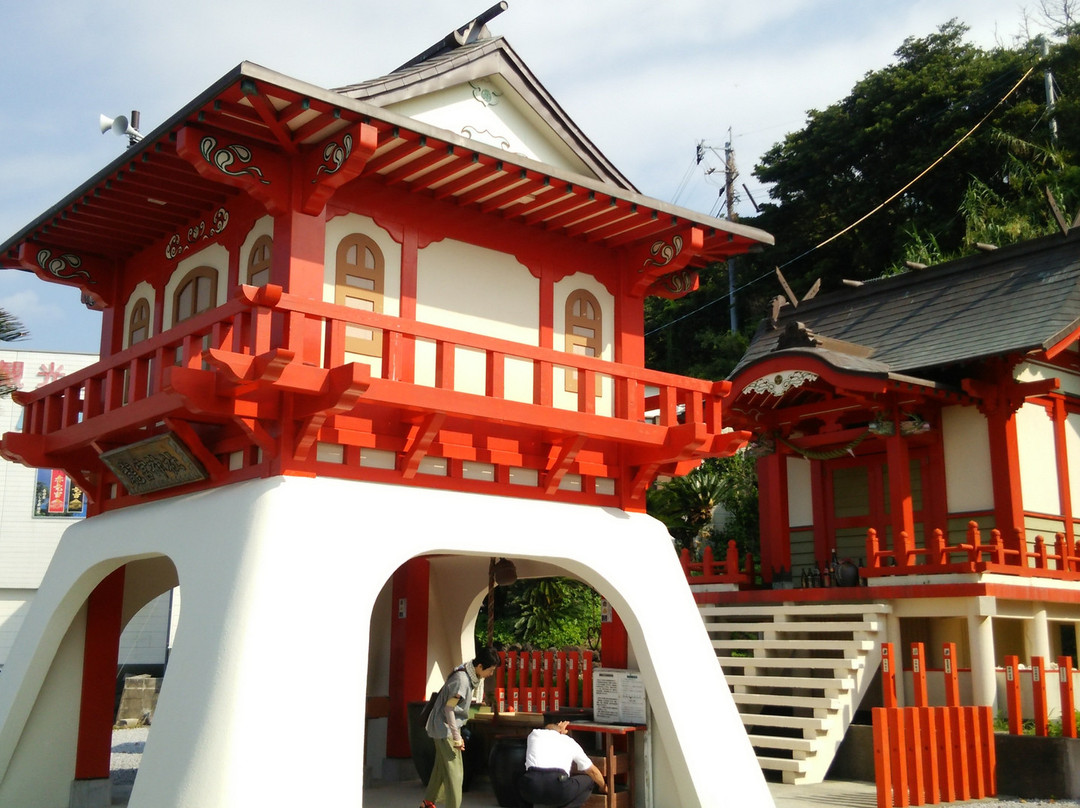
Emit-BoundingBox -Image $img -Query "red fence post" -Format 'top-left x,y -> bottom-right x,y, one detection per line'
1033,656 -> 1049,736
555,650 -> 566,711
1060,655 -> 1077,738
890,706 -> 911,807
527,651 -> 539,713
904,709 -> 925,806
980,706 -> 997,797
911,643 -> 928,707
567,650 -> 579,707
953,706 -> 970,801
882,643 -> 898,709
1005,655 -> 1022,735
942,643 -> 960,707
582,651 -> 594,709
873,707 -> 894,808
966,707 -> 986,799
935,708 -> 956,803
917,707 -> 939,804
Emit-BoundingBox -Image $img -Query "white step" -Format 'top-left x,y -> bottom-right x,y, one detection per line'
746,734 -> 816,752
703,620 -> 882,634
717,655 -> 864,671
739,713 -> 829,732
699,602 -> 891,617
757,756 -> 810,773
712,638 -> 874,652
725,674 -> 853,691
733,692 -> 841,710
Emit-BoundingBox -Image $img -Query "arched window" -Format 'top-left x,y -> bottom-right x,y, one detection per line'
246,234 -> 272,287
335,234 -> 384,357
173,266 -> 218,324
564,289 -> 602,394
128,298 -> 151,346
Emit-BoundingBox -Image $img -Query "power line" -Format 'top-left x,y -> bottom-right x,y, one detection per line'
647,63 -> 1037,337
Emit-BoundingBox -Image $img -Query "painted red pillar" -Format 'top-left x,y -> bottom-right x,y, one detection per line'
1053,398 -> 1075,545
74,566 -> 126,781
387,557 -> 430,758
756,451 -> 789,583
985,405 -> 1024,537
601,600 -> 629,670
885,426 -> 915,565
271,208 -> 326,364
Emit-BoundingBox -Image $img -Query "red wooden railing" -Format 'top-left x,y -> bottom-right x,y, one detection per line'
493,649 -> 594,714
864,521 -> 1080,583
679,541 -> 753,585
11,284 -> 731,453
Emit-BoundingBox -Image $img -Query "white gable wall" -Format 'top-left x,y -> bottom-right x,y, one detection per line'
386,77 -> 595,177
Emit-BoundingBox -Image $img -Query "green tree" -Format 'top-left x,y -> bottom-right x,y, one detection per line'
475,577 -> 601,651
647,454 -> 759,560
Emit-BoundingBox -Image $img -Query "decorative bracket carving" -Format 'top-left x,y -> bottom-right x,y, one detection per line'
176,125 -> 290,215
630,226 -> 703,296
17,241 -> 110,309
301,121 -> 379,215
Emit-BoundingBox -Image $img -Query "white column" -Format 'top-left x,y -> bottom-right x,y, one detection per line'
886,613 -> 905,707
967,609 -> 997,707
1026,608 -> 1051,663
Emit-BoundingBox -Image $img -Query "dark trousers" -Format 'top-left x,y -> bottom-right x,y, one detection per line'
517,767 -> 595,808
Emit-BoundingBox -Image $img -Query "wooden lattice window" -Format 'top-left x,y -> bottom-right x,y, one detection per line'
564,289 -> 602,394
128,298 -> 151,346
173,266 -> 218,324
246,234 -> 272,287
335,234 -> 384,357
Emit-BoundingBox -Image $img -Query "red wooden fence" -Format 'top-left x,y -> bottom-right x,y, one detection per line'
494,649 -> 594,714
874,642 -> 996,808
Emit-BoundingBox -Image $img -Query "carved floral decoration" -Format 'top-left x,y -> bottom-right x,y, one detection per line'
642,235 -> 684,270
469,80 -> 502,106
199,136 -> 270,185
742,370 -> 819,397
36,249 -> 91,281
165,207 -> 230,260
314,133 -> 353,181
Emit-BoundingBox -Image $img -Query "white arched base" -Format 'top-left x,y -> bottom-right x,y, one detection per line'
0,476 -> 773,808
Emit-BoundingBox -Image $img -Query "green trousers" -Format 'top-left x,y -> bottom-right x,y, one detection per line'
424,737 -> 463,808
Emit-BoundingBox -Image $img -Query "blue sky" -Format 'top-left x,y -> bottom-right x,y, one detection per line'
0,0 -> 1034,353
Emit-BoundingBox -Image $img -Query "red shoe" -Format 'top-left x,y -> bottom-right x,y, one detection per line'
419,802 -> 436,808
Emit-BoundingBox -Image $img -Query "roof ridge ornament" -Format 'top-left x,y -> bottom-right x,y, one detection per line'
395,3 -> 509,72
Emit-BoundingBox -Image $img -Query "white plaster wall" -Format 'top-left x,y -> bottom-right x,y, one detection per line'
1016,401 -> 1060,516
786,455 -> 813,527
416,239 -> 538,400
323,213 -> 403,377
386,78 -> 591,176
942,405 -> 994,513
0,476 -> 773,808
162,244 -> 229,330
1067,412 -> 1080,514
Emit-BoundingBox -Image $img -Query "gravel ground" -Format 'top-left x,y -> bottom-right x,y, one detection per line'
109,727 -> 1080,808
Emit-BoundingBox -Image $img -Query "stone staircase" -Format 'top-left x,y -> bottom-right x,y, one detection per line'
698,601 -> 891,784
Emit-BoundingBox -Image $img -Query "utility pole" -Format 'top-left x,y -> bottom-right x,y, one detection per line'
724,128 -> 739,332
1043,36 -> 1059,144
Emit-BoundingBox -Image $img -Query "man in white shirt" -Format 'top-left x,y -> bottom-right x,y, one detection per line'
517,721 -> 606,808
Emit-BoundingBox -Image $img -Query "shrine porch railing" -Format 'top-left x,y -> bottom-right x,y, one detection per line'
864,521 -> 1080,582
679,541 -> 754,586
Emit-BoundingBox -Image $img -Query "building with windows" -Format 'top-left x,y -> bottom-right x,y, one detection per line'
0,349 -> 173,674
0,9 -> 775,808
697,230 -> 1080,784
